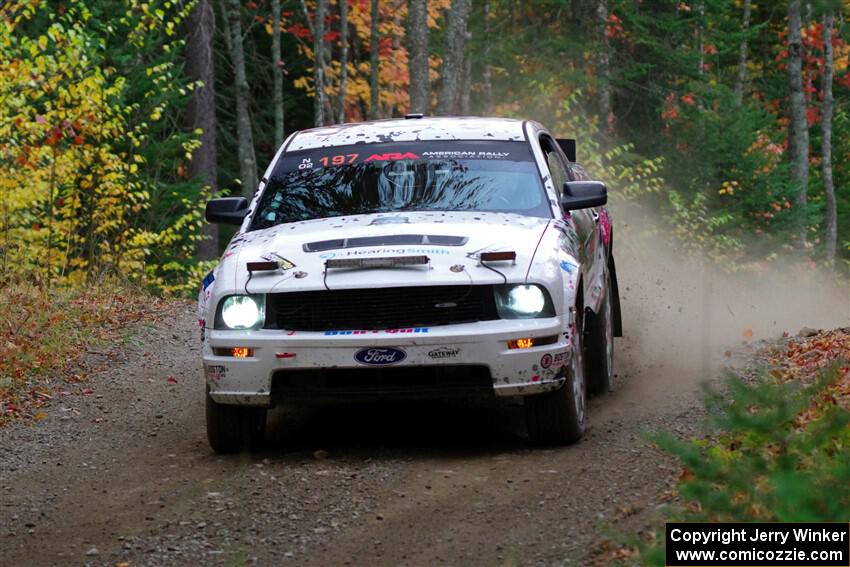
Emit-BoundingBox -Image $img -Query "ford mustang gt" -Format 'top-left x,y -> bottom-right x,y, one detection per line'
198,116 -> 622,452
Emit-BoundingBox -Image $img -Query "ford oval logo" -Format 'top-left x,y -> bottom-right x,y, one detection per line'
354,347 -> 406,365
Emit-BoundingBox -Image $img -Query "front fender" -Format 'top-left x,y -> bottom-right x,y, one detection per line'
525,222 -> 581,317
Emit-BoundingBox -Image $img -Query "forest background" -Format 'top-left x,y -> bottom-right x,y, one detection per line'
4,2 -> 850,553
2,0 -> 850,296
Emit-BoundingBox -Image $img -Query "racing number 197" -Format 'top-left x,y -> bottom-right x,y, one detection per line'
319,154 -> 359,167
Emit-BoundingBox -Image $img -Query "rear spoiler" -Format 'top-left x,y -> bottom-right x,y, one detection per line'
557,138 -> 576,162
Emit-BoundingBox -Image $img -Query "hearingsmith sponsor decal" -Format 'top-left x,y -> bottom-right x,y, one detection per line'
318,248 -> 451,258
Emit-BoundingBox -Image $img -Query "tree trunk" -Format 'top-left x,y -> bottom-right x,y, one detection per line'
314,0 -> 327,126
481,0 -> 492,114
337,0 -> 349,123
822,13 -> 836,262
408,0 -> 429,114
787,0 -> 809,245
186,0 -> 219,259
224,0 -> 258,198
272,0 -> 285,147
697,1 -> 704,77
804,3 -> 813,104
459,41 -> 471,115
369,0 -> 380,119
597,0 -> 611,130
733,0 -> 751,106
437,0 -> 471,115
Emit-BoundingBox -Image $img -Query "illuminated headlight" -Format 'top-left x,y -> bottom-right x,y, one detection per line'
217,295 -> 265,329
494,285 -> 554,319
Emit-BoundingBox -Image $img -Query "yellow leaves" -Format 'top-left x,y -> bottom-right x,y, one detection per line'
718,180 -> 740,196
0,1 -> 204,295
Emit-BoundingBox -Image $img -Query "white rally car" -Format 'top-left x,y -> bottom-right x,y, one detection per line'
199,116 -> 622,453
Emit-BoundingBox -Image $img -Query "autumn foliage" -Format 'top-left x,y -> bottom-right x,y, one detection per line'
0,1 -> 209,293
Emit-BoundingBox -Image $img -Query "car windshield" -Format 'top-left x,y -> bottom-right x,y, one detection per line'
250,141 -> 549,230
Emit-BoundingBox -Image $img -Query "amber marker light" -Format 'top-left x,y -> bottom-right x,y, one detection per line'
231,347 -> 253,358
507,335 -> 559,350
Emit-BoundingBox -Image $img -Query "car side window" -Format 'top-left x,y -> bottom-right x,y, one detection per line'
540,136 -> 569,195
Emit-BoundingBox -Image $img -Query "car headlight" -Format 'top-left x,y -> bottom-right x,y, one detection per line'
494,284 -> 554,319
217,295 -> 265,329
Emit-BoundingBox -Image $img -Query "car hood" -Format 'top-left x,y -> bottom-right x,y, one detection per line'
218,211 -> 551,293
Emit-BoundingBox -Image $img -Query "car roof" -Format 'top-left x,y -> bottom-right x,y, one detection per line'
285,116 -> 531,152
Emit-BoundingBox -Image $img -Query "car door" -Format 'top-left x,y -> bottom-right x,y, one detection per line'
539,135 -> 604,312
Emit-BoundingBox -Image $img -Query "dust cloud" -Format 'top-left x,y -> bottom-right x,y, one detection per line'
606,200 -> 849,408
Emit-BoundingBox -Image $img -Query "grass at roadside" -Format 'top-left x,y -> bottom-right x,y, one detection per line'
590,329 -> 850,566
0,282 -> 173,425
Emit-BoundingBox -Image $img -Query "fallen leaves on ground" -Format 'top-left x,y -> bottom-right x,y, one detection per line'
0,282 -> 172,426
761,328 -> 850,427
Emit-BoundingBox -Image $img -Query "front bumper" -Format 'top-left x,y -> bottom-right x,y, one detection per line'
203,318 -> 572,406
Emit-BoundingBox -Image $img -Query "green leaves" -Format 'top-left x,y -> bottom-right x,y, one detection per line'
649,360 -> 850,531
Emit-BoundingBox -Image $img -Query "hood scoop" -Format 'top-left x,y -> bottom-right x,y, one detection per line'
302,234 -> 468,253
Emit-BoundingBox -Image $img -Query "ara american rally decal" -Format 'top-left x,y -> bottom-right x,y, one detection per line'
274,140 -> 536,173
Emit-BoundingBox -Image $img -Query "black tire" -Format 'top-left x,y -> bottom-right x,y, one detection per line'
525,312 -> 587,445
206,390 -> 267,454
585,269 -> 615,396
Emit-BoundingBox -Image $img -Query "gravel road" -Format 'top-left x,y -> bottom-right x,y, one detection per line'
2,239 -> 846,566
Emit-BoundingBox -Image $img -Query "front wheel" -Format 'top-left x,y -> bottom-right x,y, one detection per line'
524,315 -> 586,445
585,269 -> 615,396
206,389 -> 267,454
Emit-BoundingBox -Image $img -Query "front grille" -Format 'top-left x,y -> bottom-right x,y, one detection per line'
266,285 -> 498,331
272,365 -> 493,401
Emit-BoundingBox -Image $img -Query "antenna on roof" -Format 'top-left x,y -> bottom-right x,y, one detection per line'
405,113 -> 424,119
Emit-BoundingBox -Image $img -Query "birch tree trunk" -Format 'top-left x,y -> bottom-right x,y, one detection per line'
225,0 -> 258,197
597,0 -> 611,129
787,0 -> 809,245
481,0 -> 492,114
186,0 -> 219,259
408,0 -> 429,114
459,27 -> 471,114
314,0 -> 327,126
337,0 -> 349,123
733,0 -> 751,107
822,13 -> 836,261
437,0 -> 471,115
369,0 -> 380,119
272,0 -> 285,147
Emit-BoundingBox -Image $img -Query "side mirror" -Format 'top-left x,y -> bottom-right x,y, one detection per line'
561,181 -> 607,211
205,197 -> 249,225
